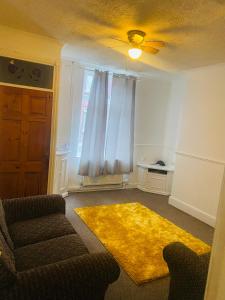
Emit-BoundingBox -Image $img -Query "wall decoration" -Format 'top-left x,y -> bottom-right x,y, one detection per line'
0,56 -> 54,89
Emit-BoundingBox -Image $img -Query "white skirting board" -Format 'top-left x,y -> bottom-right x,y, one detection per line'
67,183 -> 137,193
137,185 -> 170,195
169,196 -> 216,227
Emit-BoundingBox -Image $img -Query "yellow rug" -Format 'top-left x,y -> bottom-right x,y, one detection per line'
74,202 -> 210,285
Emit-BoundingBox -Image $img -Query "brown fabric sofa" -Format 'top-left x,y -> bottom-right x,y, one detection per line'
0,194 -> 120,300
163,242 -> 210,300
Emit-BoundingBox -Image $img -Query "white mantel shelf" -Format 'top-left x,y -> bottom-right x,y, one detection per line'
137,163 -> 175,172
137,163 -> 174,196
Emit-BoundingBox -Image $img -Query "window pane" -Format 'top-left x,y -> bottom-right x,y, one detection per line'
76,70 -> 114,159
76,70 -> 94,157
84,73 -> 94,94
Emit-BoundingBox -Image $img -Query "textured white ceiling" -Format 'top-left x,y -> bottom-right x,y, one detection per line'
1,0 -> 225,73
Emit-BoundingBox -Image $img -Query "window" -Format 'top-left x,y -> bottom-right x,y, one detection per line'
76,70 -> 94,157
77,71 -> 135,176
76,71 -> 113,157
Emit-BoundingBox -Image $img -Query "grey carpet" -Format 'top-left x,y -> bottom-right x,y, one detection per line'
65,189 -> 214,300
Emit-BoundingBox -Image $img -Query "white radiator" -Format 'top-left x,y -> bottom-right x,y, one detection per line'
82,175 -> 123,188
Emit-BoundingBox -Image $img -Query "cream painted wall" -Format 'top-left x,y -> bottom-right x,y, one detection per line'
68,66 -> 85,189
134,77 -> 172,164
178,65 -> 225,160
170,155 -> 224,225
56,61 -> 84,190
163,78 -> 186,163
0,24 -> 61,65
0,24 -> 62,193
130,76 -> 180,186
170,63 -> 225,226
133,76 -> 183,170
57,61 -> 74,148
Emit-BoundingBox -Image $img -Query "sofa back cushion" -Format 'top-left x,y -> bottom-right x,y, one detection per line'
0,199 -> 14,249
0,230 -> 16,288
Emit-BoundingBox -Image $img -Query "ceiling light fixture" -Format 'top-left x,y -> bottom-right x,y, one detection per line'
128,48 -> 142,59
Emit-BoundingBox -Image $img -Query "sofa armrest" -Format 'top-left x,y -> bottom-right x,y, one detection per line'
163,242 -> 210,300
12,252 -> 120,300
2,194 -> 65,225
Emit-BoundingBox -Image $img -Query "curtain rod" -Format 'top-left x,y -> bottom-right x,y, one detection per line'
83,67 -> 141,80
72,61 -> 141,79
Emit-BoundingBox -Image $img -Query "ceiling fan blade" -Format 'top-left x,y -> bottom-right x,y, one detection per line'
144,41 -> 165,47
141,46 -> 159,54
111,37 -> 129,45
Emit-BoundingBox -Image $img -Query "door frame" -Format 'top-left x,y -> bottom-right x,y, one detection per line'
47,62 -> 60,194
204,168 -> 225,299
0,55 -> 60,195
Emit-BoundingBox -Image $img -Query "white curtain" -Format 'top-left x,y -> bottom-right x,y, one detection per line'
78,70 -> 108,176
104,75 -> 136,174
78,71 -> 136,177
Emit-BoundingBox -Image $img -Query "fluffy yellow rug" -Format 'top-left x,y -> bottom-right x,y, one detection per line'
74,202 -> 210,285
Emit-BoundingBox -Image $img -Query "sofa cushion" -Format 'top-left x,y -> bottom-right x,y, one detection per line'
0,199 -> 14,249
9,213 -> 75,248
15,234 -> 89,272
0,231 -> 16,288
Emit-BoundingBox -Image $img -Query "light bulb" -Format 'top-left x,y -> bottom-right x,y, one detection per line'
128,48 -> 142,59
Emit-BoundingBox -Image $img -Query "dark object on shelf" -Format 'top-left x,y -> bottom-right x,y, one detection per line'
155,160 -> 166,166
0,194 -> 120,300
0,56 -> 54,89
163,242 -> 210,300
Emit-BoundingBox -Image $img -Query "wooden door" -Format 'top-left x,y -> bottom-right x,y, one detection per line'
0,85 -> 53,198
